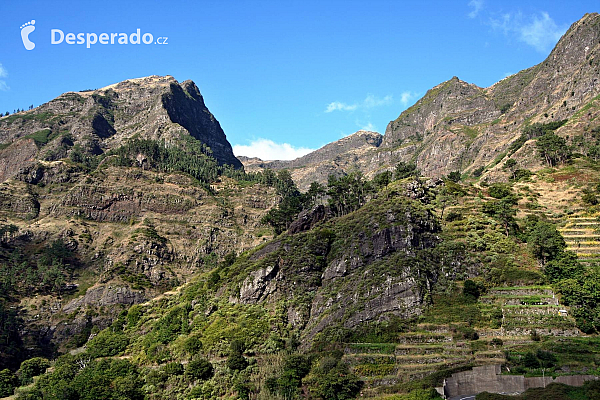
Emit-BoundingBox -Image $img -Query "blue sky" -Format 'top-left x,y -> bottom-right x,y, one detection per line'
0,1 -> 597,160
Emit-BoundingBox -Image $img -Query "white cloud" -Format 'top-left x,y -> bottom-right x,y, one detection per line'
490,11 -> 567,53
325,101 -> 357,113
360,122 -> 376,131
468,0 -> 483,19
363,94 -> 393,108
399,91 -> 417,107
518,12 -> 565,53
0,63 -> 8,91
489,13 -> 512,34
233,139 -> 315,161
325,94 -> 392,113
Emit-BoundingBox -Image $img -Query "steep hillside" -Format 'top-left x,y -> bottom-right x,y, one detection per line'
1,13 -> 600,400
0,76 -> 274,370
7,167 -> 600,400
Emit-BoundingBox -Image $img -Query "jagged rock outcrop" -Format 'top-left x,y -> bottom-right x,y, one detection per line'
0,75 -> 241,182
288,205 -> 329,234
236,191 -> 445,339
63,285 -> 147,313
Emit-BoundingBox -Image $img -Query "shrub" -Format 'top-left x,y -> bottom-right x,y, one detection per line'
447,171 -> 461,183
18,357 -> 50,385
373,171 -> 393,189
183,335 -> 203,355
0,369 -> 17,397
162,362 -> 184,376
127,305 -> 142,326
86,330 -> 129,358
544,251 -> 583,283
536,350 -> 557,368
490,338 -> 503,347
304,358 -> 362,400
445,211 -> 463,222
454,326 -> 479,341
227,353 -> 249,371
472,166 -> 485,178
463,280 -> 481,302
490,308 -> 503,329
185,358 -> 214,381
267,354 -> 313,398
394,162 -> 419,180
488,183 -> 512,199
523,351 -> 540,368
582,189 -> 599,205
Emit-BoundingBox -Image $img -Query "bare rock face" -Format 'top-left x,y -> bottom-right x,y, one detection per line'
63,285 -> 147,313
239,263 -> 279,304
237,194 -> 443,339
288,205 -> 329,234
378,13 -> 600,179
0,75 -> 241,182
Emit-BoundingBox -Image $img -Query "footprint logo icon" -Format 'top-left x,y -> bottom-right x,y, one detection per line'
20,20 -> 36,50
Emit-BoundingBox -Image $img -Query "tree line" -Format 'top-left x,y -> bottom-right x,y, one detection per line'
261,161 -> 421,234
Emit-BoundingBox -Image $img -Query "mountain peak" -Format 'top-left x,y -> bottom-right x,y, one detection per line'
0,76 -> 241,181
92,75 -> 178,93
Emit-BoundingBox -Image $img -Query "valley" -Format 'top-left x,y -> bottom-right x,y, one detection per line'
0,11 -> 599,400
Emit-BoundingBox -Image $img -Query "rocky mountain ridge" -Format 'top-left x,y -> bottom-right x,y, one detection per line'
241,12 -> 600,187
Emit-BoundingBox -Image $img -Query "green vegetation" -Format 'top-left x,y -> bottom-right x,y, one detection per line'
447,171 -> 461,183
395,162 -> 420,180
25,129 -> 59,147
536,133 -> 572,167
109,137 -> 221,185
86,330 -> 129,358
17,357 -> 50,385
508,120 -> 568,158
262,161 -> 421,234
304,355 -> 363,400
0,368 -> 18,397
17,357 -> 144,400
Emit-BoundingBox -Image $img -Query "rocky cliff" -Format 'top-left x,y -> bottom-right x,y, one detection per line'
0,76 -> 264,359
0,75 -> 241,182
228,180 -> 445,342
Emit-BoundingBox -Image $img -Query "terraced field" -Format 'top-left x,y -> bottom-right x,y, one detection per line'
559,214 -> 600,264
341,285 -> 582,396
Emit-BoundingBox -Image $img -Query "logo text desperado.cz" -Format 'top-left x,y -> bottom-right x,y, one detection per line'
51,29 -> 167,48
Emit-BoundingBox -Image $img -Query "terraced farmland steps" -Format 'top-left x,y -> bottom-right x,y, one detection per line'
558,213 -> 600,264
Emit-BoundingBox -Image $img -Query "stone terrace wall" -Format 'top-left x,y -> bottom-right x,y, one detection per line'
442,364 -> 599,398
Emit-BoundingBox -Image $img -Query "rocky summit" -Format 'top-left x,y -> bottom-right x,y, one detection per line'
0,75 -> 241,183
